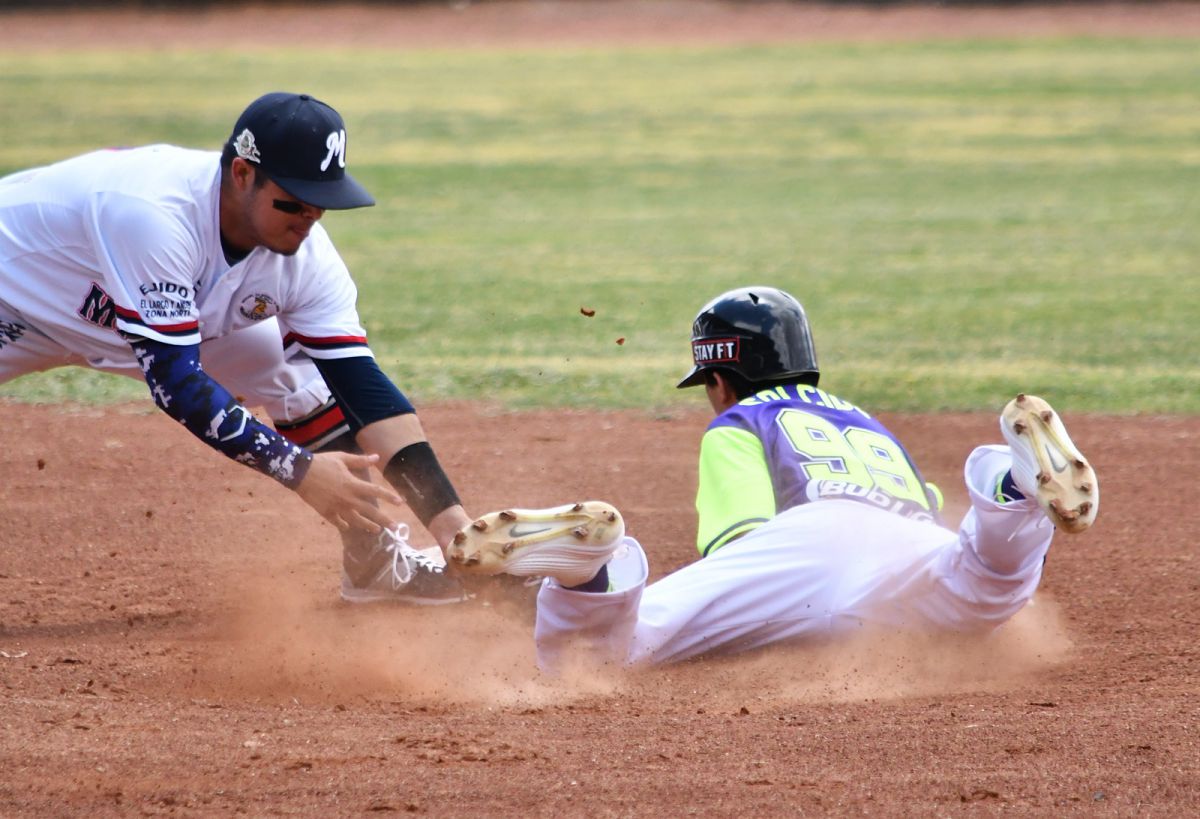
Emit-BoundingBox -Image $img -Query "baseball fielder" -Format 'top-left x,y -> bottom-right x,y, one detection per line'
448,286 -> 1100,669
0,92 -> 468,604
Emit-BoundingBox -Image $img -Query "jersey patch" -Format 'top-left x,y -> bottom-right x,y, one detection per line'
238,293 -> 280,322
77,282 -> 118,329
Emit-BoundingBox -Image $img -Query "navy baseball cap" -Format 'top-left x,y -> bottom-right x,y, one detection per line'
228,92 -> 375,210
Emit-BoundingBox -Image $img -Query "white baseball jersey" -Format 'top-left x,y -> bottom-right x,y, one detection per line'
0,145 -> 370,373
532,445 -> 1055,669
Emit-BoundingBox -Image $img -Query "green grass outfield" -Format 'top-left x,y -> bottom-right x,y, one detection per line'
1,39 -> 1197,413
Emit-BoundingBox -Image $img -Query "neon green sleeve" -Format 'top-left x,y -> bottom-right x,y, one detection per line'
695,425 -> 776,557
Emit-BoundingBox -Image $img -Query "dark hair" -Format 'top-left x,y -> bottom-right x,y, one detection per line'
219,144 -> 269,189
703,367 -> 817,400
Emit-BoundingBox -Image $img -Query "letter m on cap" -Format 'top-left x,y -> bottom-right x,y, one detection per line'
321,129 -> 347,172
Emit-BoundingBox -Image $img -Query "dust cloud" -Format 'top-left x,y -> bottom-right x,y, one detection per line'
185,565 -> 1071,710
687,597 -> 1074,708
185,570 -> 628,708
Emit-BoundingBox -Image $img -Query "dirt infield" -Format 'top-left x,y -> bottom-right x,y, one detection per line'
3,2 -> 1200,816
3,399 -> 1198,815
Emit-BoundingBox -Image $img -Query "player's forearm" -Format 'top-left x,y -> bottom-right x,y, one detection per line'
315,356 -> 466,533
128,336 -> 313,489
359,415 -> 464,535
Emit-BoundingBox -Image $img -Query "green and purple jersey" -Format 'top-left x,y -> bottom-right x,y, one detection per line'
695,384 -> 942,556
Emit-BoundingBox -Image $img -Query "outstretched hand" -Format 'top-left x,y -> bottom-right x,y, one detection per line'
295,452 -> 403,532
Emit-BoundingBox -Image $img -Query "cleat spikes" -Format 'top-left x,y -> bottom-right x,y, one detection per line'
447,501 -> 624,586
1000,393 -> 1098,534
453,531 -> 467,546
1048,499 -> 1077,520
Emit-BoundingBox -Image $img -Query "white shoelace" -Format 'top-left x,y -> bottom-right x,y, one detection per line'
379,524 -> 443,586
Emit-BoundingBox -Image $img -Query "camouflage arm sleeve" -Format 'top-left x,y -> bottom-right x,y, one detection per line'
127,336 -> 313,490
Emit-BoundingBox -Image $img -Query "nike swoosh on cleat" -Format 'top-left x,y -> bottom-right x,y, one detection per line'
1044,444 -> 1069,473
507,523 -> 554,538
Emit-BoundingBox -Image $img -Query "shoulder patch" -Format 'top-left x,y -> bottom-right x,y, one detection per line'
239,293 -> 280,322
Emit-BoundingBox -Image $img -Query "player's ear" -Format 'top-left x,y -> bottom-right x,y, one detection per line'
706,370 -> 738,414
229,157 -> 255,192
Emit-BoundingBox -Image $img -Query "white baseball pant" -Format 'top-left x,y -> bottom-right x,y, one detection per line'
533,445 -> 1053,670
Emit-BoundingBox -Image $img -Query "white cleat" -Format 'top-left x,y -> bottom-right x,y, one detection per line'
1000,393 -> 1099,534
447,501 -> 625,587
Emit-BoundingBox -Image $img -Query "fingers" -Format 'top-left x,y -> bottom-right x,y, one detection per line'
356,498 -> 398,531
322,486 -> 399,533
337,477 -> 401,532
299,451 -> 405,531
341,451 -> 380,469
363,480 -> 404,508
335,452 -> 403,505
323,512 -> 351,532
321,505 -> 392,534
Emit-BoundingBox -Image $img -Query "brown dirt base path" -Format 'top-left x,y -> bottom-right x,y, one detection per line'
2,0 -> 1200,49
1,399 -> 1197,815
2,2 -> 1200,815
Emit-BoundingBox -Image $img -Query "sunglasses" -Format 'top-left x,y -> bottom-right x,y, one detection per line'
272,198 -> 308,214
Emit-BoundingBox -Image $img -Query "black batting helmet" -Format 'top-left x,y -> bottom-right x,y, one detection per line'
676,286 -> 819,389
